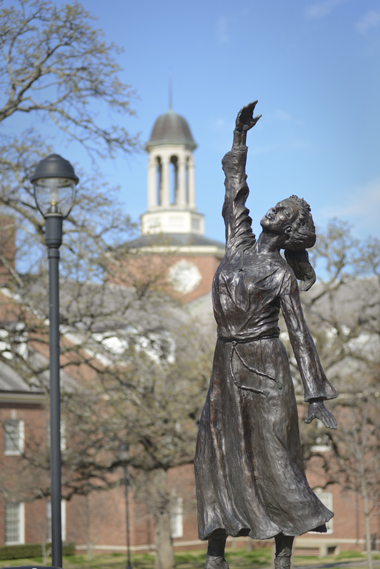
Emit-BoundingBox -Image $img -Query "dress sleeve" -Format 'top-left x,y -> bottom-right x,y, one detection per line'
221,146 -> 256,253
280,270 -> 338,402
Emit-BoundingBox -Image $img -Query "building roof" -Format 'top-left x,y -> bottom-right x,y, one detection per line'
0,360 -> 46,403
146,110 -> 197,150
0,360 -> 35,392
0,279 -> 198,399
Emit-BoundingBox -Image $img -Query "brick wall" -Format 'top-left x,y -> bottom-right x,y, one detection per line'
110,252 -> 222,303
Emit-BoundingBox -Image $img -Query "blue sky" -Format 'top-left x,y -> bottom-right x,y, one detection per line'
8,0 -> 380,243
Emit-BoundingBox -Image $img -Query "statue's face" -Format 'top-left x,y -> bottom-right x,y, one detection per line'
260,199 -> 299,234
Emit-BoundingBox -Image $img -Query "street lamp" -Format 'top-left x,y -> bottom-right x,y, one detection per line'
31,154 -> 78,569
119,444 -> 132,569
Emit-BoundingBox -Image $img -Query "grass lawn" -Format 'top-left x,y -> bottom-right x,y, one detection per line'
0,548 -> 379,569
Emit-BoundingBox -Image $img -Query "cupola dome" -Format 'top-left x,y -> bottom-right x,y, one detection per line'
146,110 -> 197,150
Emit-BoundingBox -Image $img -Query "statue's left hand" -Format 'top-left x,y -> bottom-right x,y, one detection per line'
305,398 -> 337,429
235,101 -> 262,132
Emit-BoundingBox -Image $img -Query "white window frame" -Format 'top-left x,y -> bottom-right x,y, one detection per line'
60,421 -> 66,452
5,502 -> 25,545
4,419 -> 24,455
62,499 -> 66,542
170,496 -> 183,538
47,499 -> 66,542
311,423 -> 331,452
311,437 -> 331,452
312,492 -> 333,534
46,420 -> 66,452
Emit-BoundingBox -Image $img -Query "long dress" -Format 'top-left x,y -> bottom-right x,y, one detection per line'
194,145 -> 338,541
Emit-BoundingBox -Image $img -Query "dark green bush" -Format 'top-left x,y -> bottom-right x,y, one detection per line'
0,542 -> 75,560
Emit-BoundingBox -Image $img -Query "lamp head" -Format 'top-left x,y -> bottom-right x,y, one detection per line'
118,443 -> 130,463
31,154 -> 79,218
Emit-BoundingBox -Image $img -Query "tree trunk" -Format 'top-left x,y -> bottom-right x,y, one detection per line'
361,469 -> 373,569
154,508 -> 175,569
42,542 -> 51,565
152,469 -> 175,569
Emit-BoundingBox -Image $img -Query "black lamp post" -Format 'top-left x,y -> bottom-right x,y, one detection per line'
119,444 -> 132,569
31,154 -> 78,569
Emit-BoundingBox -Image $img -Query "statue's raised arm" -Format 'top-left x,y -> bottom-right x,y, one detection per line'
222,101 -> 261,252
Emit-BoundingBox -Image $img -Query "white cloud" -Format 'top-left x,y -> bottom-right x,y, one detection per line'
275,110 -> 292,121
217,16 -> 229,43
305,0 -> 348,20
215,118 -> 225,128
320,178 -> 380,235
355,10 -> 380,34
271,110 -> 304,127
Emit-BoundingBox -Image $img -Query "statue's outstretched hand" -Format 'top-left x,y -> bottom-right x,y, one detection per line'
305,398 -> 337,430
236,101 -> 262,132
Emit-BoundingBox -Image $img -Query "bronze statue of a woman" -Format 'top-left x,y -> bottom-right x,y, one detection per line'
194,102 -> 338,569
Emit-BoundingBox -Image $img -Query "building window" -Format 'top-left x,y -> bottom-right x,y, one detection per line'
4,419 -> 24,455
47,500 -> 66,542
311,435 -> 331,452
60,422 -> 66,452
191,217 -> 200,232
5,503 -> 25,544
46,420 -> 66,452
313,492 -> 333,534
147,218 -> 161,233
168,216 -> 184,229
311,422 -> 331,452
170,496 -> 183,538
46,501 -> 51,541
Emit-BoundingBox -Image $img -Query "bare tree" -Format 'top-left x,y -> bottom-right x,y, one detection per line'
0,2 -> 208,567
14,315 -> 212,569
332,398 -> 380,569
279,219 -> 380,404
0,0 -> 139,159
303,396 -> 380,569
278,219 -> 380,562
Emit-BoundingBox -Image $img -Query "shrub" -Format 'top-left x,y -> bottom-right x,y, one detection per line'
0,542 -> 75,560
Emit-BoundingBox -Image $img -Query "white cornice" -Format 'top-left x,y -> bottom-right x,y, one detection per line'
0,391 -> 47,404
129,245 -> 225,257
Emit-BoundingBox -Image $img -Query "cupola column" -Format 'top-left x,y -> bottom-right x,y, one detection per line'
147,156 -> 157,209
188,157 -> 196,209
178,158 -> 186,206
161,156 -> 171,206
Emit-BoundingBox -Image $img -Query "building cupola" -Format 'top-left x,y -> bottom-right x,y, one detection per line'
141,107 -> 204,236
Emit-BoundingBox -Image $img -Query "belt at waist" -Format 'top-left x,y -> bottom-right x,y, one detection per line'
218,333 -> 283,397
218,333 -> 279,344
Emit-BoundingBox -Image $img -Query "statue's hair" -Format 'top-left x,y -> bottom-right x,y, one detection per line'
282,195 -> 316,291
283,195 -> 316,251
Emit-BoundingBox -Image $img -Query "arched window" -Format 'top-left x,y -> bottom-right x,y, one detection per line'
170,155 -> 178,205
156,157 -> 162,205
